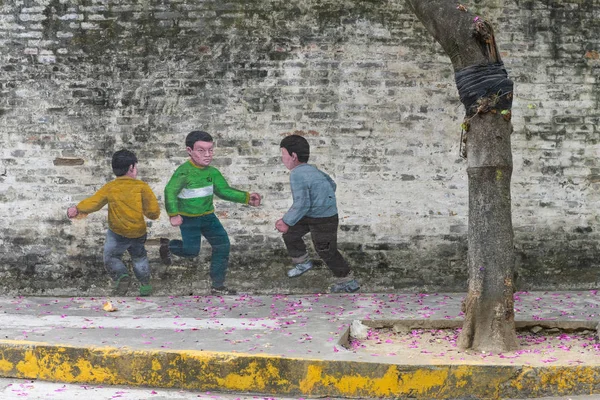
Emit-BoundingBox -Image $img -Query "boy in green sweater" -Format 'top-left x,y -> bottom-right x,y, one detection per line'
161,131 -> 261,295
67,149 -> 160,296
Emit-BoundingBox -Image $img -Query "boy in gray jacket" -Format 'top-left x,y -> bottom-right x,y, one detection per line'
275,134 -> 359,293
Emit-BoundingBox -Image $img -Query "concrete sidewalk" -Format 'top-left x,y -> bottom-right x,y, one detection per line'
0,291 -> 599,399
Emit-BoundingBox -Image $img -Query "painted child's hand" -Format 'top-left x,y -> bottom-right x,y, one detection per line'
170,215 -> 183,227
275,218 -> 289,234
249,193 -> 261,207
67,206 -> 79,219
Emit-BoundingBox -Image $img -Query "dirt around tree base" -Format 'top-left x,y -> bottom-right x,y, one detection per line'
347,327 -> 600,366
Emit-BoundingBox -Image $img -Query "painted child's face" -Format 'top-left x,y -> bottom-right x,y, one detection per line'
281,147 -> 297,171
187,140 -> 214,167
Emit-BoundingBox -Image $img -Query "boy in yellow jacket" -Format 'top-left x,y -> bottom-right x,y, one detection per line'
67,149 -> 160,296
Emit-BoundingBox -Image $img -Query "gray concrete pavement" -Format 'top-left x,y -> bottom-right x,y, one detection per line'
0,291 -> 599,399
1,291 -> 597,359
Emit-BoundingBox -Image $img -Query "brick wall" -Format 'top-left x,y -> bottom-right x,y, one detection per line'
0,0 -> 599,295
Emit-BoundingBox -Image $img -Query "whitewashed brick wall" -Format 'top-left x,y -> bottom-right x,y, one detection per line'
0,0 -> 598,294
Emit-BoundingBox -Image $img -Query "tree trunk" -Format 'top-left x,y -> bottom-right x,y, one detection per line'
405,0 -> 518,352
459,113 -> 517,352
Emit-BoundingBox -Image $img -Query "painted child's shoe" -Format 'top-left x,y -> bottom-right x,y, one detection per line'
210,286 -> 238,295
113,274 -> 131,296
329,279 -> 360,293
287,260 -> 313,278
139,284 -> 152,297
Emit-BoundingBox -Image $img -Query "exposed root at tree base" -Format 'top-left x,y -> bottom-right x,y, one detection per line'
458,292 -> 518,352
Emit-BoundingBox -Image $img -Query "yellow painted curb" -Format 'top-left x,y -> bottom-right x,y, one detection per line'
1,341 -> 600,398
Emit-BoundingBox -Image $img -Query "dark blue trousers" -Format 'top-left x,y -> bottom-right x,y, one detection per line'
168,213 -> 230,288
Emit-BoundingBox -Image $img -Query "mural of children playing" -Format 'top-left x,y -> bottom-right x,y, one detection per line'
160,130 -> 261,295
66,149 -> 160,296
276,134 -> 360,293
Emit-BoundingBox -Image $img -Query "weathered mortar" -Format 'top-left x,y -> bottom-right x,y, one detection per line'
0,0 -> 599,295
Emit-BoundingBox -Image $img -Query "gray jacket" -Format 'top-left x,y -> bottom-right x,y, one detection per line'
282,163 -> 338,226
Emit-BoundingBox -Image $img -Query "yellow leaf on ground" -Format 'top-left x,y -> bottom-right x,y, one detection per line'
103,301 -> 118,312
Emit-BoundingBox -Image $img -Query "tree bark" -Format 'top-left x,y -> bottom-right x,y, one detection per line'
459,113 -> 517,352
405,0 -> 517,352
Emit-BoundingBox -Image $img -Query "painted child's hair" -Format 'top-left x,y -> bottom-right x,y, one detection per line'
112,149 -> 138,176
186,130 -> 213,149
280,134 -> 310,163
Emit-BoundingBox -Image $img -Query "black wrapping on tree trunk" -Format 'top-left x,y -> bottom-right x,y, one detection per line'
455,62 -> 514,116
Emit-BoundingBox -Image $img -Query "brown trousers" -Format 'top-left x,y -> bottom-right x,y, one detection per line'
282,214 -> 350,278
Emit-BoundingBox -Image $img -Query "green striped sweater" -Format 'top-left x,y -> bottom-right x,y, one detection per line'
164,160 -> 249,217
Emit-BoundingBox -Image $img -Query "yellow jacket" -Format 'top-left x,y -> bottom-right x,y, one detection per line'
76,176 -> 160,238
